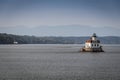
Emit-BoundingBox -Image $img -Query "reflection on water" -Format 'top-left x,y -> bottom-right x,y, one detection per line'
0,44 -> 120,80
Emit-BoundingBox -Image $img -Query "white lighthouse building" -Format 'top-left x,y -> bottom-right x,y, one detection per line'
81,33 -> 104,52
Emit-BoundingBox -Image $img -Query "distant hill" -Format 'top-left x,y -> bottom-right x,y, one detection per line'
0,33 -> 120,44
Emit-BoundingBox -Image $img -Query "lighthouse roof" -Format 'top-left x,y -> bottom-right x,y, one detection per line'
92,33 -> 97,37
86,39 -> 92,43
86,39 -> 100,43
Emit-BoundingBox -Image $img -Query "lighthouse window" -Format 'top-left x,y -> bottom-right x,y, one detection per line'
95,44 -> 96,46
92,44 -> 93,46
97,44 -> 99,46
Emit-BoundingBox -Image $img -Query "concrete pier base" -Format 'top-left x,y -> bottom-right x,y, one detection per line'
81,47 -> 104,52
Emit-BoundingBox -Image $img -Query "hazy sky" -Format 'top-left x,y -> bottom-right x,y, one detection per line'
0,0 -> 120,36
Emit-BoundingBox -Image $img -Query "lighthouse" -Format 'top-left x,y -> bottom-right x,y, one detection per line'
81,33 -> 104,52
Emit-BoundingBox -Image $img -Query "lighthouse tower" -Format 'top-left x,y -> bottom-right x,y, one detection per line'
92,33 -> 97,41
81,33 -> 103,52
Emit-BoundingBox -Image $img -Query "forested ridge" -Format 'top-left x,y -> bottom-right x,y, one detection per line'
0,33 -> 120,44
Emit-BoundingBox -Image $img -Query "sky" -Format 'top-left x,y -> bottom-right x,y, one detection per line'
0,0 -> 120,36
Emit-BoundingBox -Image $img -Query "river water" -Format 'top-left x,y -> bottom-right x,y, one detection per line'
0,44 -> 120,80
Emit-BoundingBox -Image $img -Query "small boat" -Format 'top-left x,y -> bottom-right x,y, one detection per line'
13,41 -> 18,44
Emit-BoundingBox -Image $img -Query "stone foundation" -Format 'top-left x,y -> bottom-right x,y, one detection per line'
81,47 -> 104,52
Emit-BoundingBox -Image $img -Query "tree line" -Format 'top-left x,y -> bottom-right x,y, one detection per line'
0,33 -> 120,44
